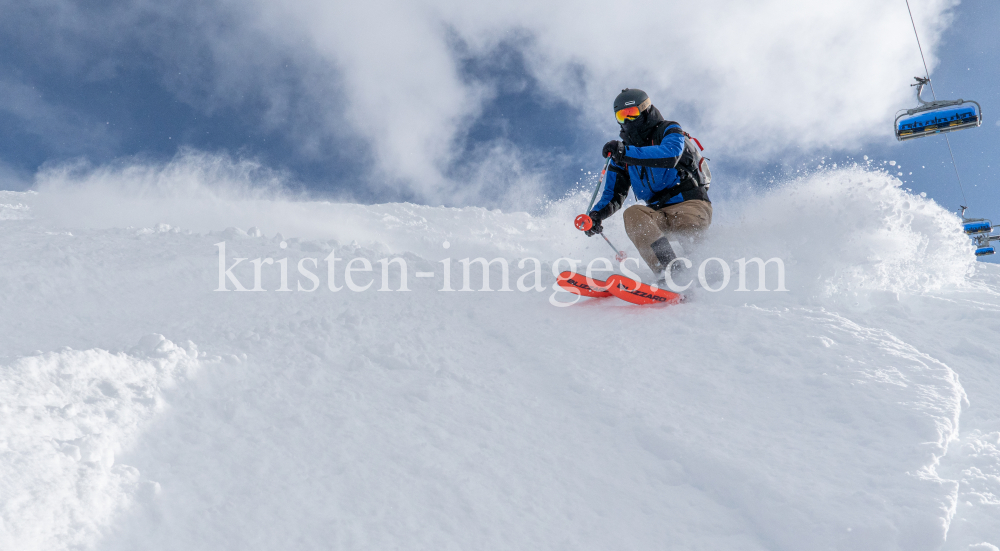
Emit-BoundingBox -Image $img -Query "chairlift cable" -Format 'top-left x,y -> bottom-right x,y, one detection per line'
904,0 -> 970,207
943,135 -> 969,206
905,0 -> 935,97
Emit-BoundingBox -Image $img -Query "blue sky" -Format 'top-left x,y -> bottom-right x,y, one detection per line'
1,0 -> 997,224
845,0 -> 1000,220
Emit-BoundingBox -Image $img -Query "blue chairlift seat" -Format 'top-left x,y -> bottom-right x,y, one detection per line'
963,220 -> 993,235
961,208 -> 999,258
895,77 -> 981,141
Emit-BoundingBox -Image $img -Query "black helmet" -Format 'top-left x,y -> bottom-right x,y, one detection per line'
614,88 -> 664,146
613,88 -> 651,116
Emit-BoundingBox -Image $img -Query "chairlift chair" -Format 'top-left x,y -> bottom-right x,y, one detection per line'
895,77 -> 982,141
961,207 -> 1000,256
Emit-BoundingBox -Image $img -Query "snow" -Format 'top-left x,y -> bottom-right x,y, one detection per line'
1,165 -> 999,550
0,337 -> 198,551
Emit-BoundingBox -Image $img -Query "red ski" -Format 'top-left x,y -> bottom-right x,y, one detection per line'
556,272 -> 683,305
606,274 -> 683,305
556,271 -> 612,297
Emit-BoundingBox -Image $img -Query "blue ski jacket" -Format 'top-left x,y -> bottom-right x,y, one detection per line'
591,120 -> 708,221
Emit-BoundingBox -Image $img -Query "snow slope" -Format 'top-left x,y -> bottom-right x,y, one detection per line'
1,163 -> 998,550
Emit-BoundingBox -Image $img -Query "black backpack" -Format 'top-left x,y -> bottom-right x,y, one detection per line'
653,121 -> 712,189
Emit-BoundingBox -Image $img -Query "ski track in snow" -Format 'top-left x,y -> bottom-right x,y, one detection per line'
0,167 -> 999,550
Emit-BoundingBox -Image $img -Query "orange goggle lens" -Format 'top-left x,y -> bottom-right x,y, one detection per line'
615,106 -> 641,124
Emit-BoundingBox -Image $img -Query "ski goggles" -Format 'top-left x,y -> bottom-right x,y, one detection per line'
615,106 -> 641,124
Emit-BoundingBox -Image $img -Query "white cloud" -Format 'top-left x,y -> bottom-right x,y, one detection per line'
3,0 -> 960,206
239,0 -> 958,202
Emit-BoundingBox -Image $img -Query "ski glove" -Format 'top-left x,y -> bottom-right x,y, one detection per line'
602,140 -> 626,164
584,211 -> 603,237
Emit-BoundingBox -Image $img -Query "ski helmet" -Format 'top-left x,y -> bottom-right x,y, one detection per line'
613,88 -> 651,118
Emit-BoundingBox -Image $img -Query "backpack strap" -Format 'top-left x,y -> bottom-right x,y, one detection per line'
651,121 -> 683,146
645,121 -> 711,207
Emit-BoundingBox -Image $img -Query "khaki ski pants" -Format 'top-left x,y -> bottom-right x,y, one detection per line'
623,200 -> 713,273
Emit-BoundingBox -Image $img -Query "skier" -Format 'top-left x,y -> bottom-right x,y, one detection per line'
586,88 -> 712,282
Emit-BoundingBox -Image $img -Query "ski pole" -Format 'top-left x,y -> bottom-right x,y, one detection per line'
574,156 -> 613,232
600,232 -> 628,263
587,156 -> 613,213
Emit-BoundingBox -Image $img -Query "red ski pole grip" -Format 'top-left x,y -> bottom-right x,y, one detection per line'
574,214 -> 593,231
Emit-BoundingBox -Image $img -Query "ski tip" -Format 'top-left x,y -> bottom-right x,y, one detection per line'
606,274 -> 682,306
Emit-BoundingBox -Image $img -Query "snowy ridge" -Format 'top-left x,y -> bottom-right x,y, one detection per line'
0,164 -> 998,550
0,193 -> 32,221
